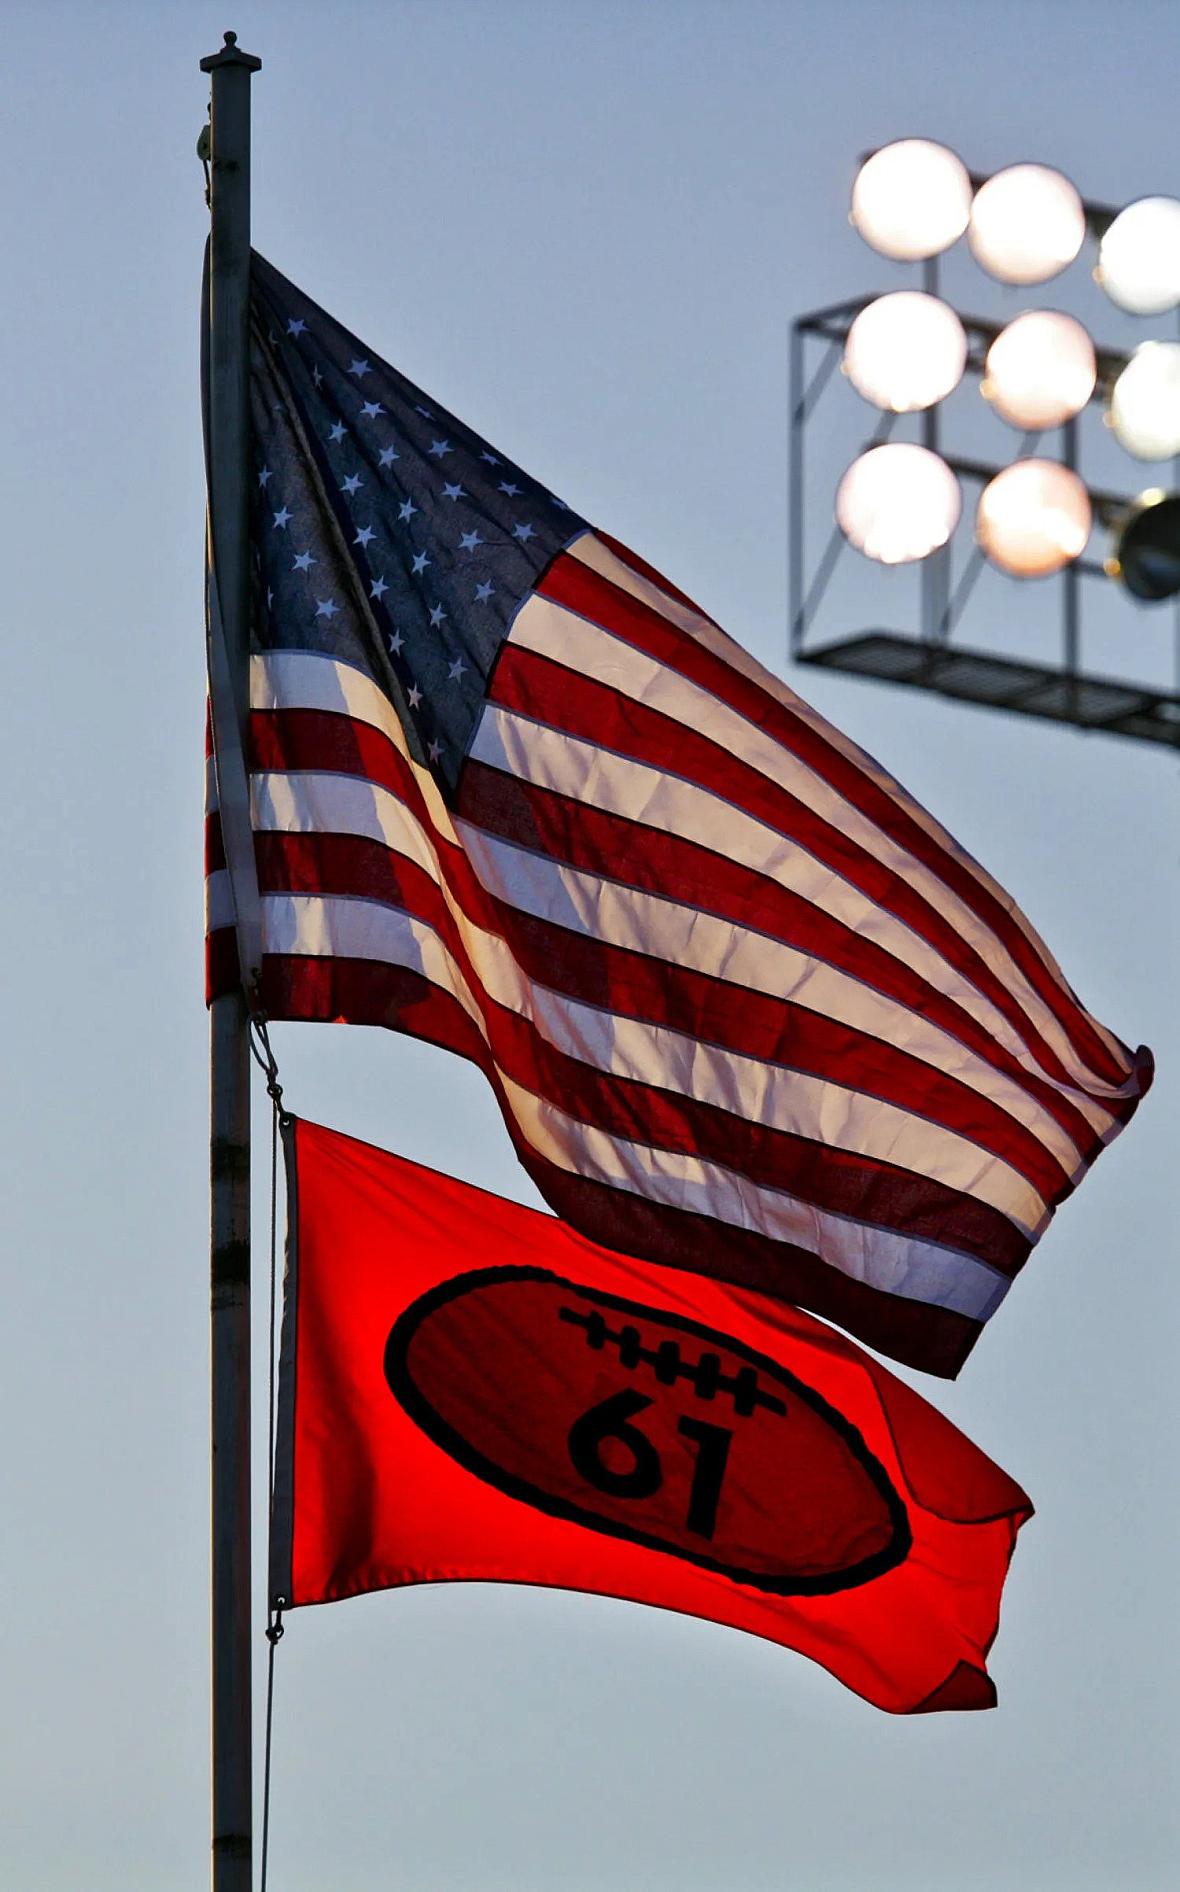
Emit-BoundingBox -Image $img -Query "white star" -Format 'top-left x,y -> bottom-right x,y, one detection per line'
286,317 -> 308,337
292,550 -> 317,572
447,657 -> 467,682
498,481 -> 521,497
370,575 -> 389,600
387,628 -> 403,653
315,597 -> 340,619
407,684 -> 422,709
428,739 -> 443,764
550,496 -> 569,511
354,525 -> 376,547
272,506 -> 292,529
480,451 -> 500,466
429,604 -> 446,627
459,530 -> 484,553
474,581 -> 494,603
348,358 -> 372,379
257,466 -> 273,489
341,473 -> 364,495
414,405 -> 433,419
312,364 -> 323,388
442,482 -> 466,502
398,499 -> 418,524
328,420 -> 347,443
361,400 -> 385,421
411,551 -> 430,575
378,446 -> 399,468
513,522 -> 536,543
429,439 -> 454,459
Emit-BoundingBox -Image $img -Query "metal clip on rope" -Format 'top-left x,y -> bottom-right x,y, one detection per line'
248,1010 -> 292,1125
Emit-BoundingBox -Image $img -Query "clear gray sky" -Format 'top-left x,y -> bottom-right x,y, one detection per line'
2,2 -> 1176,1887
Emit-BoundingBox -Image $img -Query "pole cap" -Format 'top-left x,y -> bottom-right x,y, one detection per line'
200,30 -> 261,74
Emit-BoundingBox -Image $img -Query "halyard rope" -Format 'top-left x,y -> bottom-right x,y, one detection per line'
250,1013 -> 287,1892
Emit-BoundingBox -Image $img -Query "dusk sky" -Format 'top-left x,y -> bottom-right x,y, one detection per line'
2,3 -> 1176,1887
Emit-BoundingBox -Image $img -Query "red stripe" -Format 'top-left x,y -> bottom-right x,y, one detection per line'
252,704 -> 505,921
594,527 -> 717,620
491,639 -> 1124,1105
249,705 -> 1084,1192
257,949 -> 981,1380
496,903 -> 1074,1207
252,829 -> 1030,1273
542,549 -> 1133,1089
206,925 -> 240,1004
260,832 -> 1066,1226
458,758 -> 1107,1165
519,1148 -> 981,1381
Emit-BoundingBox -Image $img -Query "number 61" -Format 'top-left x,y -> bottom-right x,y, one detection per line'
567,1388 -> 733,1540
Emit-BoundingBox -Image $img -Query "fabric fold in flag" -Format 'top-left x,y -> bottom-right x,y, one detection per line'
206,252 -> 1152,1376
270,1117 -> 1033,1715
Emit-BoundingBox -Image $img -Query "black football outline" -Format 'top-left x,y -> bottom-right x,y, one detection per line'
384,1264 -> 912,1595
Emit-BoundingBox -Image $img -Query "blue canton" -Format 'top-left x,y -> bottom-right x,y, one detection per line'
248,252 -> 587,798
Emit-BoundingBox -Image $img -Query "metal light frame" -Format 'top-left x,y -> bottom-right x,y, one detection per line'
790,183 -> 1180,750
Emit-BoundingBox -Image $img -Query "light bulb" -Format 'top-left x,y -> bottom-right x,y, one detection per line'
844,293 -> 967,412
850,140 -> 972,262
836,445 -> 961,565
1097,197 -> 1180,315
969,165 -> 1085,285
977,461 -> 1091,577
982,311 -> 1096,430
1109,343 -> 1180,460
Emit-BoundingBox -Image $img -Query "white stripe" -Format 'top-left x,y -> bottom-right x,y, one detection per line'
260,889 -> 1011,1323
244,648 -> 1109,1151
253,766 -> 1064,1219
250,648 -> 460,843
510,593 -> 1124,1097
472,697 -> 1114,1129
524,985 -> 1048,1239
456,815 -> 1099,1161
495,1073 -> 1012,1324
570,533 -> 1130,1074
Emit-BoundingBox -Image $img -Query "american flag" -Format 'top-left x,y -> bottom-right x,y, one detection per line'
206,253 -> 1152,1378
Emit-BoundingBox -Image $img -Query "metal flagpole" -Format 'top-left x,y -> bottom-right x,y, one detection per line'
201,30 -> 261,1892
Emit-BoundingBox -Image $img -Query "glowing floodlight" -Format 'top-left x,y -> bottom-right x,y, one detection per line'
1097,197 -> 1180,315
843,292 -> 967,412
1109,342 -> 1180,459
850,140 -> 972,262
982,311 -> 1096,430
969,165 -> 1085,284
837,444 -> 961,565
1108,489 -> 1180,601
977,461 -> 1091,577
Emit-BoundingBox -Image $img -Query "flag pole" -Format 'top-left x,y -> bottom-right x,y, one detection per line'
201,30 -> 261,1892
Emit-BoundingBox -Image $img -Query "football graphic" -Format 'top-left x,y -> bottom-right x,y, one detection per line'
385,1266 -> 911,1594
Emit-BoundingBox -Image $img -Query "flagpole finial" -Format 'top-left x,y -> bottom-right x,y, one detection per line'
200,29 -> 261,73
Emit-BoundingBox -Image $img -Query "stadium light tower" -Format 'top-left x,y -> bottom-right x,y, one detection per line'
790,142 -> 1180,747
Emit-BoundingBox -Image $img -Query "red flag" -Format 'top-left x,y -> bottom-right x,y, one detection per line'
271,1117 -> 1033,1714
